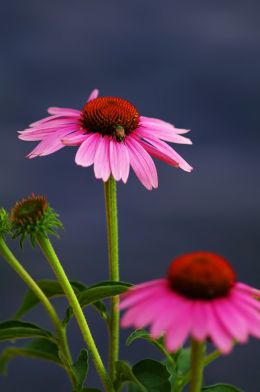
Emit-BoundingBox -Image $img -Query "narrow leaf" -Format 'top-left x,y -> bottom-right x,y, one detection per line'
64,281 -> 131,325
0,320 -> 52,341
15,280 -> 87,319
202,384 -> 243,392
0,338 -> 61,374
72,349 -> 89,391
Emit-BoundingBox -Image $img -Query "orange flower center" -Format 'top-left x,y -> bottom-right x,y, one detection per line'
82,97 -> 140,142
167,252 -> 236,299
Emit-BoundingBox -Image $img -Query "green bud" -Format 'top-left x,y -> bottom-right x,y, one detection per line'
11,194 -> 63,247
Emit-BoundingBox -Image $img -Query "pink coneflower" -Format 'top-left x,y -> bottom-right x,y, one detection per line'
18,89 -> 193,190
120,251 -> 260,353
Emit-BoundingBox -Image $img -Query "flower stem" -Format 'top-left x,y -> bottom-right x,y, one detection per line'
37,235 -> 113,392
104,177 -> 119,380
189,339 -> 205,392
0,237 -> 74,385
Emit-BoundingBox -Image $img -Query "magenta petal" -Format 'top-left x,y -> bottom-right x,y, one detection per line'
190,301 -> 209,341
75,133 -> 101,167
213,298 -> 248,343
125,137 -> 158,190
207,303 -> 233,354
94,136 -> 111,181
165,301 -> 193,351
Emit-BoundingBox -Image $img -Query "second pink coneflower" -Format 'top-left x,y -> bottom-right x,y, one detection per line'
120,251 -> 260,353
18,89 -> 193,190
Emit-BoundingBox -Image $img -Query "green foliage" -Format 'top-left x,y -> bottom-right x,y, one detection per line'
114,360 -> 146,392
0,209 -> 11,237
132,359 -> 171,392
126,329 -> 166,356
202,384 -> 243,392
81,389 -> 101,392
72,349 -> 89,392
64,281 -> 131,325
15,279 -> 86,319
0,338 -> 62,374
0,320 -> 53,341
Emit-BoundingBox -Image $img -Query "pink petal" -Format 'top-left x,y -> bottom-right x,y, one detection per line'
75,133 -> 101,167
140,116 -> 190,134
165,301 -> 193,351
213,298 -> 248,343
230,296 -> 260,338
207,303 -> 233,354
87,89 -> 99,102
120,285 -> 168,310
27,130 -> 69,158
138,123 -> 192,145
19,125 -> 80,141
47,107 -> 82,116
94,136 -> 111,181
190,301 -> 209,341
150,293 -> 189,338
125,137 -> 158,190
109,140 -> 130,183
62,131 -> 87,146
136,134 -> 193,172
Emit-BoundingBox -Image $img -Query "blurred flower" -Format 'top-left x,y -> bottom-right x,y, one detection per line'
19,89 -> 192,190
120,251 -> 260,353
11,194 -> 63,247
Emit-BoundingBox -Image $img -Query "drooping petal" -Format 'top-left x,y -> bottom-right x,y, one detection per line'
190,301 -> 209,341
207,303 -> 233,354
94,136 -> 111,181
75,133 -> 101,167
165,300 -> 193,351
27,130 -> 69,158
125,137 -> 158,190
136,134 -> 193,172
213,298 -> 248,343
109,140 -> 130,182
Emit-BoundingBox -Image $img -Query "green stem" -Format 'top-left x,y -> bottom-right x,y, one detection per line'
189,339 -> 205,392
104,177 -> 119,380
204,349 -> 221,367
37,235 -> 113,392
0,237 -> 74,385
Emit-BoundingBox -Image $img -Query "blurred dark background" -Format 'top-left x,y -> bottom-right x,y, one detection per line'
0,0 -> 259,391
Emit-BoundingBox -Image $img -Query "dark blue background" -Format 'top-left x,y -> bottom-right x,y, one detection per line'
0,1 -> 260,391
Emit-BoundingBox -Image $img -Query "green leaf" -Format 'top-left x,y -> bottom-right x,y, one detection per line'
0,320 -> 53,342
72,349 -> 88,392
15,280 -> 87,319
0,338 -> 62,374
175,348 -> 191,375
126,329 -> 169,359
202,384 -> 243,392
64,281 -> 131,325
114,361 -> 146,392
132,359 -> 171,392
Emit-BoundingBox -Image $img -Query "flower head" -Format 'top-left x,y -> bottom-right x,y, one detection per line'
120,251 -> 260,353
11,194 -> 63,247
18,89 -> 193,190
